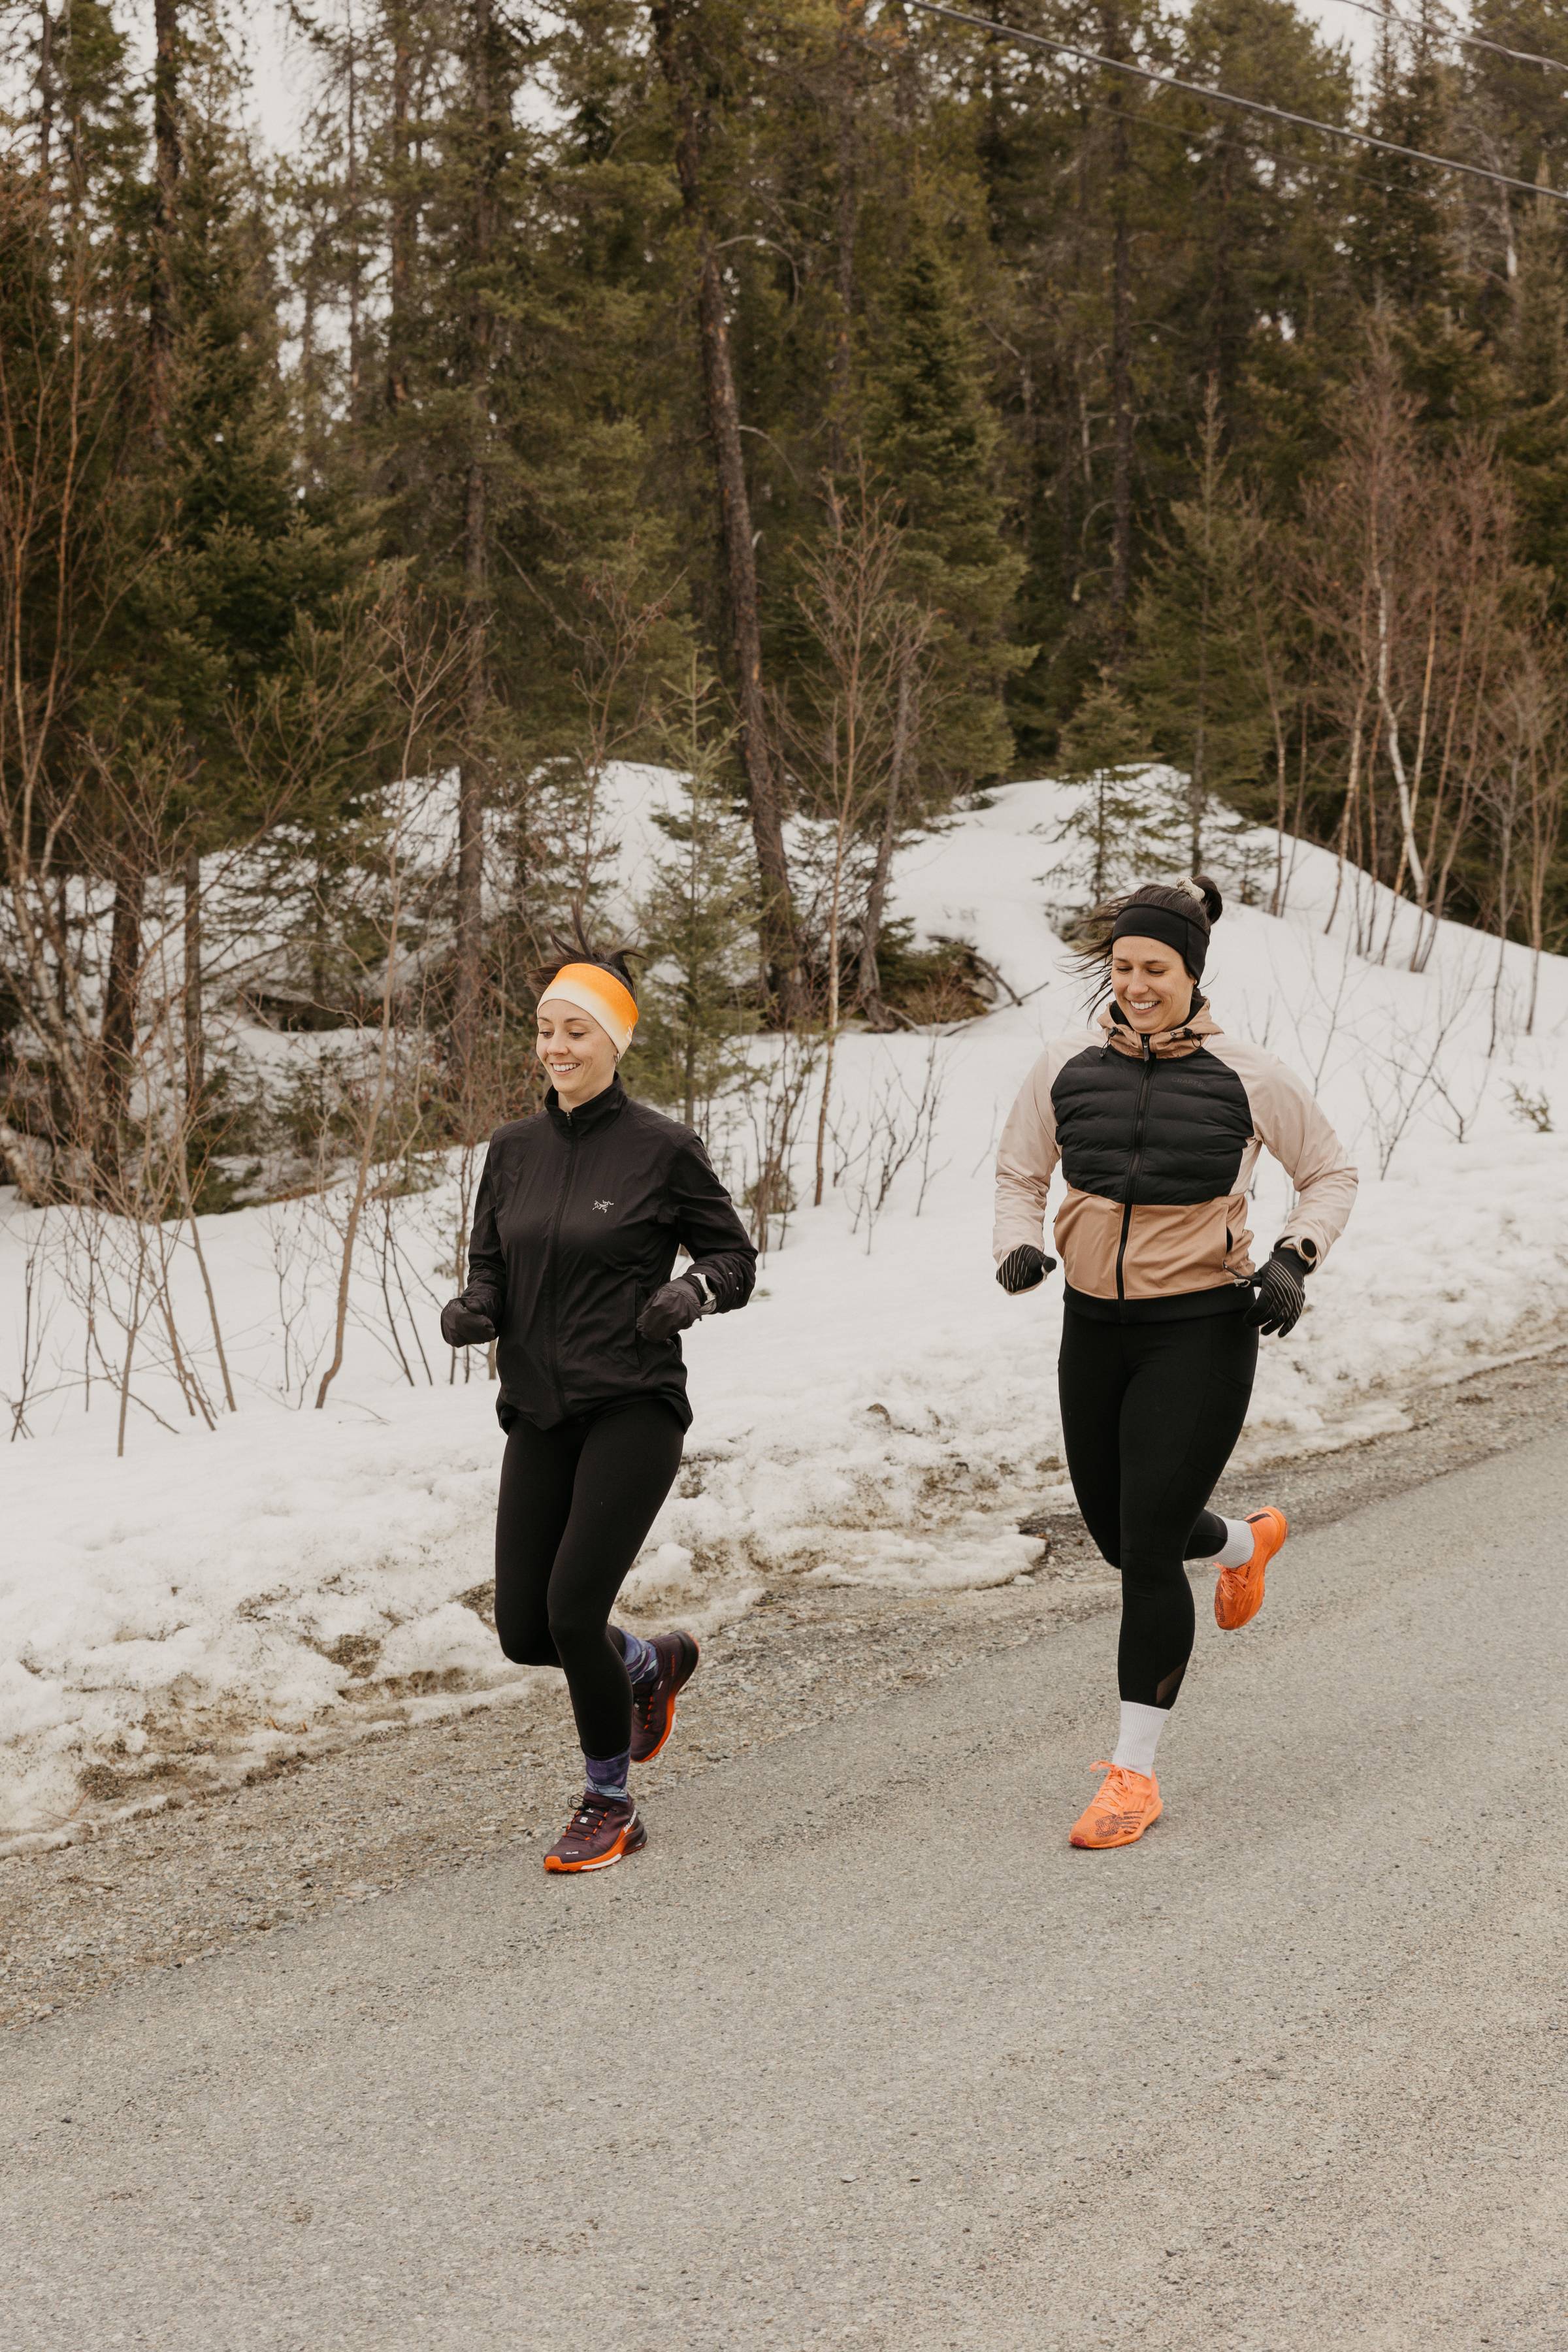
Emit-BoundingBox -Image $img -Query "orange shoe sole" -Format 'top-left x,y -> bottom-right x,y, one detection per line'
637,1697 -> 677,1765
542,1819 -> 647,1874
1214,1507 -> 1288,1631
631,1634 -> 700,1765
1069,1791 -> 1164,1850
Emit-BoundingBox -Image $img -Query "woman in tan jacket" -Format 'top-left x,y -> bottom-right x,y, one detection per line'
993,877 -> 1356,1850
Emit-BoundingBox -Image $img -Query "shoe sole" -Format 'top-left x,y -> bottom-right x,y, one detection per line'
630,1635 -> 701,1766
1069,1797 -> 1164,1850
543,1821 -> 647,1874
1214,1508 -> 1288,1632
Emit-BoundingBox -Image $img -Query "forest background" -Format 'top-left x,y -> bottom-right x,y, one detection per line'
5,0 -> 1568,1249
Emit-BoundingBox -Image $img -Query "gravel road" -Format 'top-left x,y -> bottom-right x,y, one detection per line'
5,1337 -> 1568,2034
2,1345 -> 1567,2347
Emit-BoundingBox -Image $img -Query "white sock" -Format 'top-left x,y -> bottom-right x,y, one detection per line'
1203,1515 -> 1255,1569
1111,1700 -> 1168,1779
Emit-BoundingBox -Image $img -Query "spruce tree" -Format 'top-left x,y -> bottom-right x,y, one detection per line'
1499,195 -> 1568,615
634,662 -> 757,1132
863,206 -> 1028,795
1126,389 -> 1272,866
1052,677 -> 1170,913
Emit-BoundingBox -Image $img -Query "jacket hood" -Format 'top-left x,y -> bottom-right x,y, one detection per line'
1098,996 -> 1220,1061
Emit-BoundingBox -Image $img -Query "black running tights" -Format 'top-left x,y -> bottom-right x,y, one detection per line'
493,1398 -> 685,1757
1057,1310 -> 1258,1711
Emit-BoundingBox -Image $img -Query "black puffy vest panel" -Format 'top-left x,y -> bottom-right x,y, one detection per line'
1052,1043 -> 1254,1207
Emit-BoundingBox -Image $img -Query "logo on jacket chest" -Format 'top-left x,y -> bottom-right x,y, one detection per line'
593,1200 -> 613,1214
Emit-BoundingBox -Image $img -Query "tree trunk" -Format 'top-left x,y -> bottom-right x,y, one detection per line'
344,8 -> 364,414
182,841 -> 204,1109
813,834 -> 846,1207
38,1 -> 57,180
828,1 -> 859,473
1326,696 -> 1366,936
101,852 -> 146,1157
1488,785 -> 1514,1057
454,480 -> 487,1093
1207,136 -> 1236,408
453,0 -> 497,1100
1192,604 -> 1207,868
651,0 -> 803,1018
856,649 -> 914,1026
694,235 -> 803,1013
150,0 -> 182,438
1100,3 -> 1134,648
1189,384 -> 1219,868
386,3 -> 413,414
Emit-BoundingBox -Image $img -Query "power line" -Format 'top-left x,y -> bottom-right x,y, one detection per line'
1323,0 -> 1568,80
899,0 -> 1568,206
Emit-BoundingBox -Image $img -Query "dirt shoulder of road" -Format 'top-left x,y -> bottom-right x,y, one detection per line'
5,1339 -> 1567,2033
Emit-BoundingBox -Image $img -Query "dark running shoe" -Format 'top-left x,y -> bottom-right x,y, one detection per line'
629,1631 -> 700,1765
542,1790 -> 647,1874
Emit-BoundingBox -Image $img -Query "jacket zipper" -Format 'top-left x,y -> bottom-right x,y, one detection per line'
544,1121 -> 578,1416
1115,1039 -> 1156,1305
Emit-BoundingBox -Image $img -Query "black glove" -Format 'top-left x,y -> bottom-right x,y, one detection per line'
440,1294 -> 497,1348
1248,1245 -> 1311,1337
996,1244 -> 1056,1295
636,1275 -> 706,1343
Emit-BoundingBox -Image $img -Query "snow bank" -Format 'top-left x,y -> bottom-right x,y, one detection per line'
5,772 -> 1568,1837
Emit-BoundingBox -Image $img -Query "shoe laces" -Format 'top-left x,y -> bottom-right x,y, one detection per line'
1089,1761 -> 1151,1808
571,1789 -> 623,1829
630,1654 -> 664,1715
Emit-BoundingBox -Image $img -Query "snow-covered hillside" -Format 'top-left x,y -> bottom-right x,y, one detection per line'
6,772 -> 1568,1842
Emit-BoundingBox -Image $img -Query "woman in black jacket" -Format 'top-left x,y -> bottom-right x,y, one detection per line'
441,949 -> 757,1872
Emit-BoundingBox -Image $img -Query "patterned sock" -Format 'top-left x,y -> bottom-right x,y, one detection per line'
615,1627 -> 660,1690
583,1748 -> 631,1801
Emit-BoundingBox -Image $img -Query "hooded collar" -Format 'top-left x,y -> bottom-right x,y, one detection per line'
1098,994 -> 1220,1061
546,1073 -> 629,1136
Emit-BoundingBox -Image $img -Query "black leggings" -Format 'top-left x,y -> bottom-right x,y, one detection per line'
493,1397 -> 685,1757
1058,1309 -> 1258,1710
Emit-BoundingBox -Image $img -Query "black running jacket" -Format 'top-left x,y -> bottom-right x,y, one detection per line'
462,1078 -> 757,1430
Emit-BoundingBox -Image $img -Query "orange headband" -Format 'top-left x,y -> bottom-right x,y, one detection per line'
539,963 -> 639,1055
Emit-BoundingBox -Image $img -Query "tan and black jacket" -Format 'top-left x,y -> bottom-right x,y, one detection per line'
993,1002 -> 1357,1322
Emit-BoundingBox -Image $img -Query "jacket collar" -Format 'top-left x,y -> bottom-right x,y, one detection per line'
1098,994 -> 1219,1060
546,1074 -> 629,1136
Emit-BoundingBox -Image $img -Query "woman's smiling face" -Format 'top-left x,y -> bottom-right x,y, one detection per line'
536,999 -> 619,1107
1109,936 -> 1193,1034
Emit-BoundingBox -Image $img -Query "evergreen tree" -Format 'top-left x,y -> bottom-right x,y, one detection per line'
1345,19 -> 1457,311
17,0 -> 1568,1177
1158,0 -> 1355,436
634,662 -> 758,1130
1052,676 -> 1171,911
1498,193 -> 1568,613
106,5 -> 380,1112
864,206 -> 1028,792
1126,388 -> 1273,866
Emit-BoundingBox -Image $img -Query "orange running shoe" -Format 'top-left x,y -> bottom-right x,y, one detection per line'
1068,1761 -> 1163,1850
1213,1506 -> 1288,1632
